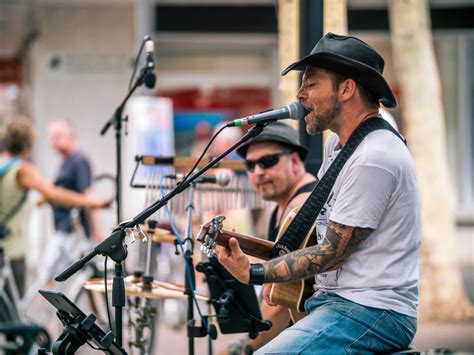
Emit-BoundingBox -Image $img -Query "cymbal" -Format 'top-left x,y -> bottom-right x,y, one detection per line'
83,278 -> 208,301
125,275 -> 184,292
132,226 -> 176,244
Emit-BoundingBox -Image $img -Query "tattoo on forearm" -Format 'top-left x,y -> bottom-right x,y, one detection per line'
263,221 -> 373,283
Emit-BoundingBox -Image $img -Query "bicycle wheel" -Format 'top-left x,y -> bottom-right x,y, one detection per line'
31,326 -> 52,353
0,321 -> 52,355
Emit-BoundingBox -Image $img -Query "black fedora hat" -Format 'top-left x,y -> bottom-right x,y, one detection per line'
281,32 -> 397,108
236,122 -> 309,160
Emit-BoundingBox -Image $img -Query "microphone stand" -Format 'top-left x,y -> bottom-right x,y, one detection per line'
55,227 -> 128,346
184,182 -> 198,354
183,182 -> 216,355
55,123 -> 266,349
97,62 -> 154,345
100,64 -> 155,224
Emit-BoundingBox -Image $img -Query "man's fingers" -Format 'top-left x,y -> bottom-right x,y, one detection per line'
214,238 -> 251,284
263,293 -> 278,306
262,284 -> 278,306
262,287 -> 271,304
262,284 -> 271,298
266,299 -> 278,307
215,246 -> 228,263
228,237 -> 241,254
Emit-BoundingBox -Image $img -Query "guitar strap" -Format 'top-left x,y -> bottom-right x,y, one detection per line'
267,180 -> 318,243
271,116 -> 405,258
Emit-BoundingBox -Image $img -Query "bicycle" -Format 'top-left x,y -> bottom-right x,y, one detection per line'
0,247 -> 51,354
0,209 -> 108,353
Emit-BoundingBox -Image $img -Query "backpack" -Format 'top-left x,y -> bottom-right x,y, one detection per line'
0,158 -> 27,240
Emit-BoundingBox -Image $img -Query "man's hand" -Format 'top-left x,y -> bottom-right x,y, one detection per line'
262,284 -> 278,306
215,237 -> 251,284
90,197 -> 113,209
36,195 -> 47,207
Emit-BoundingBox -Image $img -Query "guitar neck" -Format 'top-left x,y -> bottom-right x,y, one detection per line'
216,230 -> 274,260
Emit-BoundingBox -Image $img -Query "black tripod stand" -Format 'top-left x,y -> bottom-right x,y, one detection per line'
55,227 -> 128,345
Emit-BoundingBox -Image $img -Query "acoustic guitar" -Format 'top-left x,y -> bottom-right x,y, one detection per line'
196,207 -> 316,322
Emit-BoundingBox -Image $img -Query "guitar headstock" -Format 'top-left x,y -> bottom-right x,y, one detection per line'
196,215 -> 225,257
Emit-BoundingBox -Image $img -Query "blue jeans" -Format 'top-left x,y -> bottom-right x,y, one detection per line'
255,292 -> 417,354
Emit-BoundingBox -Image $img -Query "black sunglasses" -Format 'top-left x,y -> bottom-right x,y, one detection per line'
244,151 -> 292,172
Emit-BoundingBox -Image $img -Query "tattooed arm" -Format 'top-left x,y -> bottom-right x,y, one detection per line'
215,220 -> 373,284
263,221 -> 373,283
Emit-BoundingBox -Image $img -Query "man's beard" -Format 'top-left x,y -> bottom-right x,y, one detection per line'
257,180 -> 290,202
257,183 -> 277,201
306,94 -> 341,135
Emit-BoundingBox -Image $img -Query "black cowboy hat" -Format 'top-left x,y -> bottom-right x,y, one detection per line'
236,122 -> 309,161
281,32 -> 397,108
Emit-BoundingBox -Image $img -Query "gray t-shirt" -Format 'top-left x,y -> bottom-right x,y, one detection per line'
315,130 -> 421,318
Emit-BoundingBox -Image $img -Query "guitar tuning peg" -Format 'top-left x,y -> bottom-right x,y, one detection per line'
209,240 -> 217,251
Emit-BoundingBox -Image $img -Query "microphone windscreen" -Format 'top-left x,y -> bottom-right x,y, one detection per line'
144,72 -> 156,89
288,101 -> 309,120
216,171 -> 231,187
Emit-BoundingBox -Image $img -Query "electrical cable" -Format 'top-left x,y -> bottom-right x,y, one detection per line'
103,256 -> 113,333
159,177 -> 208,328
178,123 -> 228,188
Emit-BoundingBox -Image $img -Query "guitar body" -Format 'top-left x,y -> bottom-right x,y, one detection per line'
197,208 -> 317,323
268,208 -> 316,322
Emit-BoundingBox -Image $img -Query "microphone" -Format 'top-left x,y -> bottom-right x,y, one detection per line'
197,172 -> 231,186
165,171 -> 231,187
226,101 -> 308,127
144,38 -> 156,89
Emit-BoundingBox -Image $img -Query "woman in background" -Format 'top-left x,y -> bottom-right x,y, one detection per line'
0,115 -> 109,296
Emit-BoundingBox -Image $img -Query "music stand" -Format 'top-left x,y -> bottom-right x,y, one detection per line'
38,289 -> 126,355
196,257 -> 271,339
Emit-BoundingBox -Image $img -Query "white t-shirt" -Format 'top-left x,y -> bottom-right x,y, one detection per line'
314,129 -> 421,318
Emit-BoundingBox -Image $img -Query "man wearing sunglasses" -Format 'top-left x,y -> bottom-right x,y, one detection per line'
216,32 -> 421,354
224,122 -> 317,354
239,122 -> 316,219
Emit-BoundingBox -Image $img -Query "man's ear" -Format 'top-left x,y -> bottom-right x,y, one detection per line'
339,78 -> 357,102
290,152 -> 301,173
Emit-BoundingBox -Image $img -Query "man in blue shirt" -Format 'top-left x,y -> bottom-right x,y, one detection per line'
47,118 -> 100,241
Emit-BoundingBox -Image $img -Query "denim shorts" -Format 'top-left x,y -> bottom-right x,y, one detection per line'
254,292 -> 417,354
